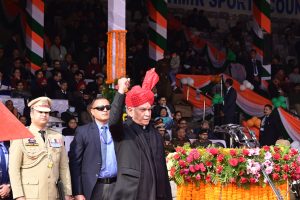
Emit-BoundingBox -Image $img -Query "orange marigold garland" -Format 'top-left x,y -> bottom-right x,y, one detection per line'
106,30 -> 127,84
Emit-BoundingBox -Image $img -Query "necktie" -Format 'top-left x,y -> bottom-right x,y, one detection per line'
100,126 -> 108,171
252,60 -> 258,76
39,130 -> 46,142
0,145 -> 7,184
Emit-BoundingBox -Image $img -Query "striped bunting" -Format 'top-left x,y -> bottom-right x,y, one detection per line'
26,0 -> 44,72
148,0 -> 167,64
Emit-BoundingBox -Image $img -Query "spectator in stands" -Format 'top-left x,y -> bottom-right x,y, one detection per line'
31,77 -> 51,98
40,61 -> 52,79
192,129 -> 212,148
172,111 -> 182,130
0,71 -> 11,95
271,55 -> 284,78
169,52 -> 180,91
171,128 -> 191,147
289,66 -> 300,84
19,115 -> 28,126
49,35 -> 67,62
68,70 -> 84,92
268,78 -> 284,99
48,71 -> 63,97
0,45 -> 9,76
54,80 -> 72,101
86,55 -> 102,79
10,68 -> 27,90
61,53 -> 73,71
245,49 -> 264,93
62,117 -> 77,136
5,99 -> 20,118
176,118 -> 196,139
158,107 -> 173,130
79,103 -> 93,125
199,120 -> 218,139
77,34 -> 93,67
152,96 -> 175,119
11,80 -> 31,99
87,74 -> 105,97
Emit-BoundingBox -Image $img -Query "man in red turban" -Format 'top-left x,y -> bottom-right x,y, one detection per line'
110,68 -> 172,200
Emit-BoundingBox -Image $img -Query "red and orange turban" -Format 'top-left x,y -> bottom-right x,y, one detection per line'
126,68 -> 159,107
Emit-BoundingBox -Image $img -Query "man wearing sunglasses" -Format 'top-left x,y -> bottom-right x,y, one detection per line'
109,69 -> 172,200
69,78 -> 129,200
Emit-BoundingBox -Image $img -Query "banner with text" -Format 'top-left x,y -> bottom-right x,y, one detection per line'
167,0 -> 300,19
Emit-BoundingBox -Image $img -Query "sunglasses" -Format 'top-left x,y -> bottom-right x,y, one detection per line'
92,105 -> 111,111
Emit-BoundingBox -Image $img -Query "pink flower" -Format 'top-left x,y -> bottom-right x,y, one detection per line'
208,148 -> 219,155
179,160 -> 186,168
274,164 -> 280,172
273,153 -> 281,160
249,178 -> 257,183
205,175 -> 211,182
290,148 -> 298,156
240,177 -> 248,183
296,166 -> 300,174
283,164 -> 289,172
191,149 -> 200,159
216,166 -> 223,174
173,153 -> 180,160
206,161 -> 213,167
238,157 -> 246,163
189,165 -> 196,173
263,146 -> 270,151
272,173 -> 280,181
185,176 -> 191,182
186,156 -> 194,163
264,152 -> 272,160
199,163 -> 206,172
229,158 -> 239,167
170,167 -> 176,177
229,178 -> 236,183
217,154 -> 224,162
194,164 -> 200,171
283,154 -> 290,161
230,149 -> 237,156
196,174 -> 201,180
242,149 -> 250,156
283,174 -> 288,180
239,171 -> 245,176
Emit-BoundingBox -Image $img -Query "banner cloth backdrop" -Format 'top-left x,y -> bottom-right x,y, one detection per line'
176,74 -> 300,140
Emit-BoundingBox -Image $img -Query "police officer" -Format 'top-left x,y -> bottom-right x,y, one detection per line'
9,97 -> 72,200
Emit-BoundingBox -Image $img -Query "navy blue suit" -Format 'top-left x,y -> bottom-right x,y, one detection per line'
223,87 -> 237,124
69,93 -> 123,200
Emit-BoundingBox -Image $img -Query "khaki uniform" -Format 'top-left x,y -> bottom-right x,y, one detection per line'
9,126 -> 72,200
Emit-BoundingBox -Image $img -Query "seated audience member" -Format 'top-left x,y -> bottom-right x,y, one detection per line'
0,71 -> 11,95
175,118 -> 196,139
289,66 -> 300,84
171,128 -> 191,147
152,96 -> 175,119
54,80 -> 72,101
195,120 -> 218,139
31,77 -> 51,98
268,78 -> 284,99
5,100 -> 20,118
192,129 -> 212,148
10,80 -> 31,99
62,117 -> 78,136
86,73 -> 105,97
79,103 -> 93,125
159,107 -> 173,129
155,124 -> 174,154
19,115 -> 28,126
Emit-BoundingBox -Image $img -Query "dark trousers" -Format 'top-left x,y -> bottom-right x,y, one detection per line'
90,182 -> 115,200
